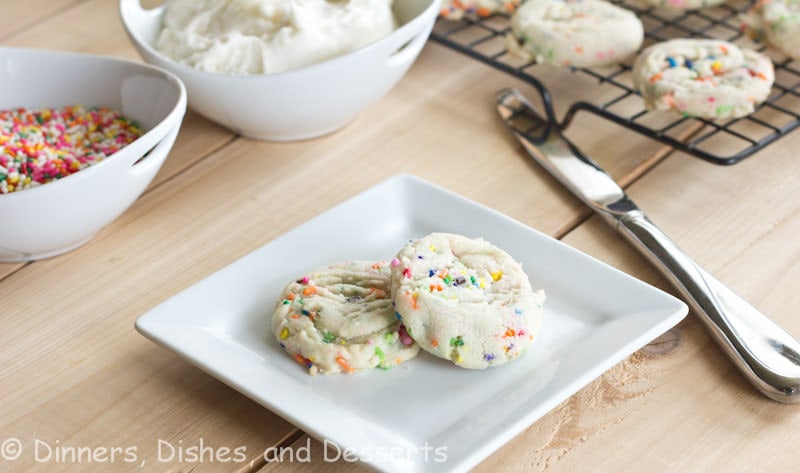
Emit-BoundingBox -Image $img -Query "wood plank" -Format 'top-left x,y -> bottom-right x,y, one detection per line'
0,38 -> 675,471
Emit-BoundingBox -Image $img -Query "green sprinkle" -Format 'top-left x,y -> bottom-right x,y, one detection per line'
384,333 -> 395,344
715,104 -> 734,116
450,336 -> 464,347
375,346 -> 386,364
323,333 -> 335,343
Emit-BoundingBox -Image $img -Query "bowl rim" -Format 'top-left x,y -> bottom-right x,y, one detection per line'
0,46 -> 187,200
119,0 -> 442,80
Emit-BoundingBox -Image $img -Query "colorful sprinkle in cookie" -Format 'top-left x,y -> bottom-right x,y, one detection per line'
391,233 -> 545,369
632,39 -> 774,119
273,261 -> 419,375
439,0 -> 520,19
505,0 -> 644,68
741,0 -> 800,61
0,106 -> 142,194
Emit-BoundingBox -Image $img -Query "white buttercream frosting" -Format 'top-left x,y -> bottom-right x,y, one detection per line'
156,0 -> 396,75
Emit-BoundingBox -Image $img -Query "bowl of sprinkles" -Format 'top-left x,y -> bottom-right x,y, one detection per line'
0,47 -> 186,262
0,106 -> 143,195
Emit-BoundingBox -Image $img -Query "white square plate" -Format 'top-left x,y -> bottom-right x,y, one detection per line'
136,174 -> 687,473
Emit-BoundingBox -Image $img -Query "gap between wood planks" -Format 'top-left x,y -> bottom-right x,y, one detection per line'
233,429 -> 306,473
0,0 -> 88,42
0,135 -> 240,283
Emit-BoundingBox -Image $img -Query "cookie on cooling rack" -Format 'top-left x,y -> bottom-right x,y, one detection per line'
505,0 -> 644,68
632,39 -> 774,119
391,233 -> 545,369
741,0 -> 800,61
273,261 -> 419,375
439,0 -> 520,20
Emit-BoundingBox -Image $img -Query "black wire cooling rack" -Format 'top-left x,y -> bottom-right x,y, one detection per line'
429,0 -> 800,165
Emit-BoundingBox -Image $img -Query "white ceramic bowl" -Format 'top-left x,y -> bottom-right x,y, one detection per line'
0,47 -> 187,262
120,0 -> 440,141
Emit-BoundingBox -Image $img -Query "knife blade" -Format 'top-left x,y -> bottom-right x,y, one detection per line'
497,88 -> 800,403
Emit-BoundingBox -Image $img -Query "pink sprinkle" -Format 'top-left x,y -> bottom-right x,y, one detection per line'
399,325 -> 413,346
390,258 -> 400,267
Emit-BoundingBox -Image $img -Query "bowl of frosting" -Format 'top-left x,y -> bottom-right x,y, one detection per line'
120,0 -> 441,141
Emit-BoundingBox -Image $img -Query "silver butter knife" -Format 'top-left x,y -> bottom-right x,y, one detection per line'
497,88 -> 800,403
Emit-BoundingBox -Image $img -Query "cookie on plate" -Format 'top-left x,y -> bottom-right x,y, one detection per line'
741,0 -> 800,61
391,233 -> 545,369
632,39 -> 774,119
273,261 -> 419,375
439,0 -> 520,20
505,0 -> 644,68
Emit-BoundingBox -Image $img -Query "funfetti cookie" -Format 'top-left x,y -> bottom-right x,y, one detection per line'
506,0 -> 644,68
741,0 -> 800,61
273,261 -> 419,375
632,39 -> 774,119
439,0 -> 521,20
391,233 -> 545,369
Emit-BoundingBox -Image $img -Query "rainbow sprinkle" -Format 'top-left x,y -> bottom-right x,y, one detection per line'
0,105 -> 142,194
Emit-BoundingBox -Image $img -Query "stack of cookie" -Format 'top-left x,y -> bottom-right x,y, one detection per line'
272,233 -> 546,375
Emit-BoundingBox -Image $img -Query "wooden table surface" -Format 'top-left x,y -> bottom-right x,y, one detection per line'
2,1 -> 799,472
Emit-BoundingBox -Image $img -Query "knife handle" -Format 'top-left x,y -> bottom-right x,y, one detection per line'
615,211 -> 800,402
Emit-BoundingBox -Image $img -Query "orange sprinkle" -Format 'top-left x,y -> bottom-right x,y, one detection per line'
370,287 -> 387,298
649,72 -> 663,84
429,284 -> 443,292
302,286 -> 317,296
504,328 -> 516,338
336,356 -> 355,373
294,354 -> 307,365
431,339 -> 439,348
290,314 -> 300,319
286,293 -> 295,301
505,2 -> 517,12
756,72 -> 768,80
719,44 -> 729,54
371,262 -> 383,270
695,77 -> 717,87
477,6 -> 491,16
574,45 -> 584,54
411,292 -> 419,310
